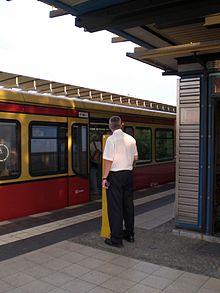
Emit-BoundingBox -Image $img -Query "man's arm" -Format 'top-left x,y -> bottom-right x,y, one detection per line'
102,159 -> 112,189
133,140 -> 138,163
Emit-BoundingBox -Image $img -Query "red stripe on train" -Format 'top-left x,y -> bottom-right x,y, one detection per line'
0,102 -> 78,117
0,177 -> 89,221
133,162 -> 175,190
121,114 -> 175,125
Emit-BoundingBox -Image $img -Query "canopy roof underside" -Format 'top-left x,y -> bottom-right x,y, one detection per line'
38,0 -> 220,74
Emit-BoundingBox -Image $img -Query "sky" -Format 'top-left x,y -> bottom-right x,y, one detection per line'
0,0 -> 178,105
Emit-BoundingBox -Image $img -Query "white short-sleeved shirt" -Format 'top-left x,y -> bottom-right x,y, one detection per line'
103,129 -> 138,171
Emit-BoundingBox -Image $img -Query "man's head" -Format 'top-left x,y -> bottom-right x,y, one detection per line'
109,116 -> 122,132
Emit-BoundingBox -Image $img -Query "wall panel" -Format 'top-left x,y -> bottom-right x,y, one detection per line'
176,77 -> 200,225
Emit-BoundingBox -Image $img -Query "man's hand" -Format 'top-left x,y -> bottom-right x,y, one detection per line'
102,178 -> 110,189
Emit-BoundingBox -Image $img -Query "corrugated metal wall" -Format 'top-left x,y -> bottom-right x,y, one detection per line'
176,77 -> 200,225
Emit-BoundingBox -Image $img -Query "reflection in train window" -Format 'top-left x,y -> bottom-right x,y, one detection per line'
213,76 -> 220,94
0,120 -> 20,180
155,129 -> 174,161
135,127 -> 152,164
30,123 -> 67,176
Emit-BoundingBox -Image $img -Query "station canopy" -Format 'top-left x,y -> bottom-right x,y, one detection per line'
38,0 -> 220,74
0,71 -> 176,112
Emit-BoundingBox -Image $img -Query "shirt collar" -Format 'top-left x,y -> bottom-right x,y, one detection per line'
113,129 -> 123,135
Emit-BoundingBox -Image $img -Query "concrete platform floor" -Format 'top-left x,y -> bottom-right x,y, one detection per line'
0,185 -> 219,292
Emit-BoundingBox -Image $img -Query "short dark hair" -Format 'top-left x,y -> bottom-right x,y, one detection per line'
109,116 -> 122,131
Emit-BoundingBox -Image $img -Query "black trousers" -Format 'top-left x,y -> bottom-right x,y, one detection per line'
106,170 -> 134,244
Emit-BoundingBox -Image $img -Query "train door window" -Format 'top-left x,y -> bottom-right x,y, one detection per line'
72,124 -> 88,176
0,120 -> 20,179
214,100 -> 220,233
124,126 -> 134,137
30,123 -> 67,176
155,129 -> 174,161
135,127 -> 152,164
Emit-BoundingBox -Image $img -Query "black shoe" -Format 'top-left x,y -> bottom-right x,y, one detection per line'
123,234 -> 134,243
105,238 -> 123,248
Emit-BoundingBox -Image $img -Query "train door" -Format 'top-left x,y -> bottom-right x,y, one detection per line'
89,123 -> 109,200
213,100 -> 220,235
68,117 -> 89,205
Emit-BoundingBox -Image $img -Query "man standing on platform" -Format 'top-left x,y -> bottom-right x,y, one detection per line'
102,116 -> 138,248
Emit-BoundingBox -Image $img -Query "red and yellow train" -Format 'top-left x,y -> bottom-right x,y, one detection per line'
0,81 -> 175,221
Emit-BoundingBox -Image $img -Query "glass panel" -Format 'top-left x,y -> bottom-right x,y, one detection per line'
81,126 -> 87,152
213,76 -> 220,94
30,124 -> 67,176
124,126 -> 134,137
32,126 -> 57,138
72,124 -> 88,176
156,129 -> 174,161
31,139 -> 57,153
135,127 -> 151,163
59,127 -> 68,172
0,120 -> 20,179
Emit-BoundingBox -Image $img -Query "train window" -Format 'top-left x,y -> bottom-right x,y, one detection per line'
135,127 -> 152,163
155,129 -> 174,161
29,123 -> 67,176
72,124 -> 88,176
0,120 -> 20,180
124,126 -> 134,137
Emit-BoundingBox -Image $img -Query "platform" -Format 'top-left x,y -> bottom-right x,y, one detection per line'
0,185 -> 219,292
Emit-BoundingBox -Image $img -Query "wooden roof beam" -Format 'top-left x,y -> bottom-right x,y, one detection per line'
204,13 -> 220,28
129,40 -> 220,59
111,36 -> 127,43
50,9 -> 68,18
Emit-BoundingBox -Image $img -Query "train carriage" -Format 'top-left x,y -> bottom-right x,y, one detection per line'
0,75 -> 176,221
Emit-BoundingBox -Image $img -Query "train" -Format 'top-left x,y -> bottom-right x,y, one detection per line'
0,77 -> 176,221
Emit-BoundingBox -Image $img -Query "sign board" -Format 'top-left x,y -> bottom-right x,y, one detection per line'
78,112 -> 89,118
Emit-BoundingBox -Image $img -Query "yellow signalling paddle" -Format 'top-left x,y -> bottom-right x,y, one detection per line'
101,135 -> 110,239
